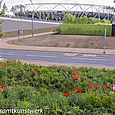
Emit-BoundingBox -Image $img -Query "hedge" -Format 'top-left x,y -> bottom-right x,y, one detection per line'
59,24 -> 112,36
0,23 -> 3,38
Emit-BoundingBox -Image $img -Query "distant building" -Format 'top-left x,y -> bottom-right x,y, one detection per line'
11,0 -> 115,22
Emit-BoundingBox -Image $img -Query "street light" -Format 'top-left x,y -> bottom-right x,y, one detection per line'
30,0 -> 35,37
103,28 -> 107,54
32,10 -> 34,38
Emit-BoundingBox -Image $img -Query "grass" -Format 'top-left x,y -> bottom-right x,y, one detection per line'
59,24 -> 112,36
2,27 -> 56,38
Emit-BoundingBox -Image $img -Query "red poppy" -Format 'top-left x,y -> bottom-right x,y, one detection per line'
70,90 -> 74,94
89,83 -> 93,88
74,76 -> 79,80
76,88 -> 82,93
104,85 -> 110,89
31,69 -> 40,73
1,84 -> 6,88
0,88 -> 3,92
74,70 -> 79,73
63,93 -> 69,97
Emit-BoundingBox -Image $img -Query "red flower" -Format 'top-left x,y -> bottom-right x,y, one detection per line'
0,88 -> 3,92
31,69 -> 40,73
74,70 -> 79,73
70,90 -> 74,94
63,93 -> 69,97
89,83 -> 93,88
74,76 -> 79,80
76,88 -> 82,93
104,85 -> 110,89
1,84 -> 6,88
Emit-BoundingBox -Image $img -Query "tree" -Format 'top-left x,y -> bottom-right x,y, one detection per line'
64,13 -> 77,24
2,3 -> 8,12
0,9 -> 5,16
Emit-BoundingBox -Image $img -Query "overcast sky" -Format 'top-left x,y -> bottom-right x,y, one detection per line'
2,0 -> 115,10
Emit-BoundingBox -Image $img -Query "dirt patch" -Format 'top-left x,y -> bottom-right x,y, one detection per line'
8,34 -> 115,49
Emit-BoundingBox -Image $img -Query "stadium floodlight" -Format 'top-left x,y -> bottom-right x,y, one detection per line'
30,0 -> 34,38
0,0 -> 3,9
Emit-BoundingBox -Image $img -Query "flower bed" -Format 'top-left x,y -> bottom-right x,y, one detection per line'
0,60 -> 115,114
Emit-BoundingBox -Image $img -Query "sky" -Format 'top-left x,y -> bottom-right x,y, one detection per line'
2,0 -> 115,10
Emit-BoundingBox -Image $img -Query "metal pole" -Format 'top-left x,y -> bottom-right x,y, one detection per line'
103,28 -> 107,54
32,10 -> 34,38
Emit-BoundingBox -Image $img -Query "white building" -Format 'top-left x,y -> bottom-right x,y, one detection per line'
10,0 -> 115,21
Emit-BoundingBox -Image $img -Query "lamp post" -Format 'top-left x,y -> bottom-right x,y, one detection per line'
32,10 -> 34,37
103,28 -> 107,54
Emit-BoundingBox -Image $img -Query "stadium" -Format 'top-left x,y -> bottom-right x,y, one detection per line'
12,0 -> 115,22
25,0 -> 115,22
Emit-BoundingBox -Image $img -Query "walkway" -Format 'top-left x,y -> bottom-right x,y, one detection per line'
0,32 -> 115,55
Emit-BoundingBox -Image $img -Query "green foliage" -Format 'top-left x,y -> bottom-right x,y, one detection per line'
78,16 -> 90,24
0,60 -> 115,114
0,9 -> 5,16
59,24 -> 112,36
64,13 -> 77,24
0,24 -> 3,38
63,14 -> 111,24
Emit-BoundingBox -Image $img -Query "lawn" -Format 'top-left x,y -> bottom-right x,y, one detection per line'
2,27 -> 55,38
0,60 -> 115,114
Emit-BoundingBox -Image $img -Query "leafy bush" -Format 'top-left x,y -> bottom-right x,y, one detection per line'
0,24 -> 3,38
59,24 -> 112,36
63,14 -> 111,24
64,13 -> 77,24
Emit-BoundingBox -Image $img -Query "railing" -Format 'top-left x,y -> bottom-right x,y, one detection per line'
0,15 -> 63,23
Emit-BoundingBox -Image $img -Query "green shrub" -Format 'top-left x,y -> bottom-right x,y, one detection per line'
59,24 -> 112,36
0,24 -> 3,38
63,14 -> 111,25
0,60 -> 114,114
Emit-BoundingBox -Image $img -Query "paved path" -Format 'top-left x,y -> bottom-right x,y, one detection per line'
1,32 -> 115,55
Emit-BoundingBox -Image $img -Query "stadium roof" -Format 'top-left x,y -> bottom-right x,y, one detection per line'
25,0 -> 115,13
37,0 -> 114,7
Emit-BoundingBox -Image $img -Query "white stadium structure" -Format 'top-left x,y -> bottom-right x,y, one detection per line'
12,0 -> 115,22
